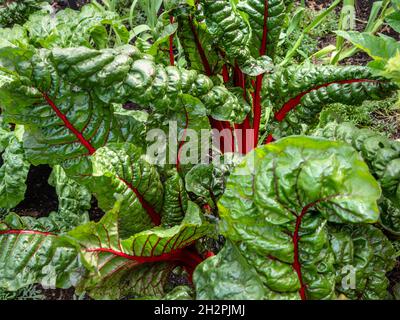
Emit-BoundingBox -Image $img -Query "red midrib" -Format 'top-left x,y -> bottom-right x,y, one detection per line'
117,177 -> 161,226
177,108 -> 189,171
260,0 -> 269,57
42,93 -> 160,225
169,16 -> 175,66
252,0 -> 269,148
0,229 -> 55,237
274,79 -> 378,122
41,92 -> 96,155
292,199 -> 328,300
189,16 -> 212,76
85,247 -> 186,264
85,245 -> 205,281
292,207 -> 308,300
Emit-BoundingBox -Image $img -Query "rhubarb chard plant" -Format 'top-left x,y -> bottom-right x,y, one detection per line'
0,0 -> 399,300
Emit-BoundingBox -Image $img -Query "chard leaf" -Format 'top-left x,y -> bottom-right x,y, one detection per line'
0,165 -> 90,233
65,201 -> 209,299
330,224 -> 396,300
83,142 -> 164,238
0,200 -> 208,298
313,122 -> 400,235
162,170 -> 188,227
195,137 -> 388,300
0,44 -> 245,174
237,0 -> 288,58
0,136 -> 29,210
0,228 -> 83,291
197,0 -> 273,76
194,240 -> 267,299
263,65 -> 397,136
176,13 -> 220,75
24,4 -> 129,49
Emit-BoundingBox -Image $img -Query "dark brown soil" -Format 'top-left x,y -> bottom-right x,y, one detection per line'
89,197 -> 105,222
37,286 -> 77,300
14,164 -> 105,221
14,165 -> 58,217
308,0 -> 399,66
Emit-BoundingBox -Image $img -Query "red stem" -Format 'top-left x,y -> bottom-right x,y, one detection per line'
86,244 -> 205,282
86,247 -> 187,264
177,107 -> 189,171
252,75 -> 263,148
260,0 -> 269,57
264,134 -> 275,144
222,64 -> 230,83
252,0 -> 269,149
169,16 -> 175,66
275,79 -> 378,122
41,92 -> 96,155
188,16 -> 212,76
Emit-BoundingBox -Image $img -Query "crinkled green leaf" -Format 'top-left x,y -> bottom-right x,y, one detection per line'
176,12 -> 221,74
263,65 -> 397,136
83,142 -> 164,238
237,0 -> 288,59
185,162 -> 227,210
65,201 -> 209,299
197,137 -> 383,300
313,122 -> 400,234
0,227 -> 83,291
0,136 -> 29,210
24,4 -> 129,49
46,165 -> 91,231
330,224 -> 396,300
379,197 -> 400,236
194,240 -> 267,299
197,0 -> 273,76
162,170 -> 188,227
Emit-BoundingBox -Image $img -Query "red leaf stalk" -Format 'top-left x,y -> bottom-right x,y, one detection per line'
169,16 -> 175,66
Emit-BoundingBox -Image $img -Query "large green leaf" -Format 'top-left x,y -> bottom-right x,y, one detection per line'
0,43 -> 246,174
0,227 -> 82,291
66,201 -> 209,299
195,136 -> 388,300
176,12 -> 221,75
194,240 -> 267,299
313,122 -> 400,235
263,65 -> 397,137
0,200 -> 209,298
